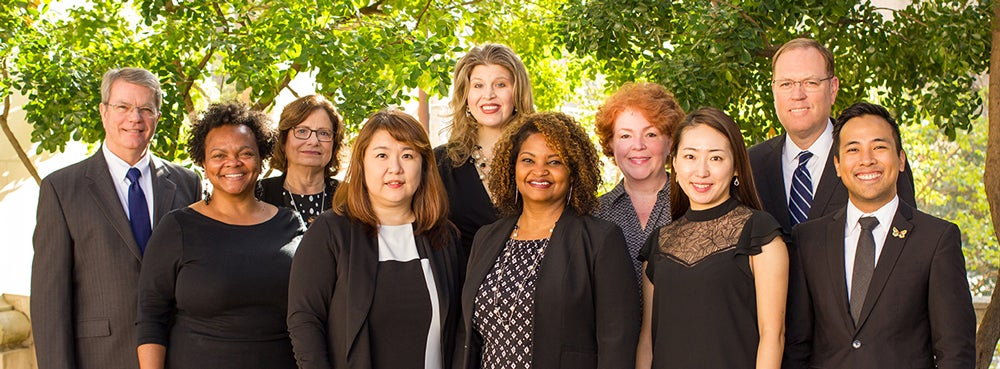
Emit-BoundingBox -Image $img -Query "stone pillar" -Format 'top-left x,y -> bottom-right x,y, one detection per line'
0,294 -> 36,369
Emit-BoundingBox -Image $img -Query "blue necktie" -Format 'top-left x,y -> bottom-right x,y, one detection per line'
126,168 -> 152,254
789,151 -> 814,226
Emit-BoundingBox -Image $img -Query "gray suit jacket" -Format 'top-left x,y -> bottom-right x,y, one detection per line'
31,152 -> 200,369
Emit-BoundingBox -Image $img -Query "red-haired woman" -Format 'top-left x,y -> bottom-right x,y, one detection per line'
286,109 -> 464,369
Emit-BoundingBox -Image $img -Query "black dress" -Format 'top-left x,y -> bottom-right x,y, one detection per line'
434,145 -> 498,256
639,197 -> 782,369
136,207 -> 305,369
257,175 -> 338,226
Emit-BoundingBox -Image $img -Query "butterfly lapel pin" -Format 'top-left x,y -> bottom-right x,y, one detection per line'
891,227 -> 908,239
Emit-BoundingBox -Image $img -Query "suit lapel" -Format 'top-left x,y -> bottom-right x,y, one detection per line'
345,227 -> 378,355
823,209 -> 855,333
462,217 -> 517,332
854,205 -> 914,332
150,157 -> 179,224
84,153 -> 143,260
760,136 -> 792,231
809,144 -> 843,220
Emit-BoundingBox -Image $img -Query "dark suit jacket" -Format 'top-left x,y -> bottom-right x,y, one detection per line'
286,212 -> 465,369
30,152 -> 200,369
786,203 -> 976,369
457,209 -> 640,369
748,129 -> 917,236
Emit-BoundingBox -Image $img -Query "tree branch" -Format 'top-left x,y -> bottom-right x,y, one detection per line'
0,58 -> 41,184
414,0 -> 433,29
252,62 -> 302,111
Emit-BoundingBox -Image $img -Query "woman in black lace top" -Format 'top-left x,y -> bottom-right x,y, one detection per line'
636,108 -> 788,369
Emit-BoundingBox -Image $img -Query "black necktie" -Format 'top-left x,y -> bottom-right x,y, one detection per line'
127,168 -> 152,254
850,216 -> 879,323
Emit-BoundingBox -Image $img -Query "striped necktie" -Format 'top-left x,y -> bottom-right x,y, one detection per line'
789,151 -> 813,226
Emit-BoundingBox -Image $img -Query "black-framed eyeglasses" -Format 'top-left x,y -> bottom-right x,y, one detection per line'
291,127 -> 334,142
104,102 -> 159,119
772,76 -> 835,93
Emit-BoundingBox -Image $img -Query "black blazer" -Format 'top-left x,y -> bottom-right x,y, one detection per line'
786,203 -> 976,369
31,152 -> 200,369
286,212 -> 465,369
748,129 -> 917,236
457,209 -> 640,369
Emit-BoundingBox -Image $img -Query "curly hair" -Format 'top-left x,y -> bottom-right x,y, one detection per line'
594,82 -> 684,161
443,44 -> 535,166
488,112 -> 602,216
187,102 -> 276,166
269,94 -> 346,178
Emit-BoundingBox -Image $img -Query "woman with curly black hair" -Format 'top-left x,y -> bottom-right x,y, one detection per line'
136,102 -> 305,369
457,112 -> 640,369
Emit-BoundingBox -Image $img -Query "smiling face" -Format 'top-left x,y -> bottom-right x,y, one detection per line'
612,108 -> 670,183
284,109 -> 335,172
834,114 -> 906,213
672,124 -> 735,210
466,64 -> 516,130
100,80 -> 161,165
515,133 -> 571,209
203,125 -> 262,198
363,130 -> 423,213
772,47 -> 839,148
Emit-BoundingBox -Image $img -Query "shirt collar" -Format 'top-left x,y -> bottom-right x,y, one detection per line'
102,144 -> 152,181
782,118 -> 834,165
846,195 -> 899,233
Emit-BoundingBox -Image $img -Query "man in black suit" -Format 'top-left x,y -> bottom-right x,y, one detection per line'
785,102 -> 975,368
31,67 -> 201,369
748,38 -> 916,236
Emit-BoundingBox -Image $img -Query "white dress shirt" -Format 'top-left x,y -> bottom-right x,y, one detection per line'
782,120 -> 834,203
102,145 -> 155,227
843,196 -> 899,299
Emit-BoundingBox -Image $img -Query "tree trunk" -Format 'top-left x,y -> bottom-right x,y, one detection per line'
0,60 -> 41,185
976,2 -> 1000,368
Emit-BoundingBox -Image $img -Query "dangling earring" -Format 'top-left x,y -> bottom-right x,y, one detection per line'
514,190 -> 520,205
733,177 -> 740,187
566,185 -> 574,203
203,189 -> 212,205
512,107 -> 518,115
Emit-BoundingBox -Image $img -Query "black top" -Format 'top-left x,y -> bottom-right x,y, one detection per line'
639,197 -> 782,369
434,145 -> 498,256
257,175 -> 339,226
136,207 -> 306,369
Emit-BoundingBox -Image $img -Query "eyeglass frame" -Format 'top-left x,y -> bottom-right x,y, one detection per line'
103,102 -> 159,119
291,126 -> 335,142
771,76 -> 835,93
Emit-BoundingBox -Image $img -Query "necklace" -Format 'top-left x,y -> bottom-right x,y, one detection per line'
489,221 -> 555,330
471,145 -> 491,180
284,184 -> 327,225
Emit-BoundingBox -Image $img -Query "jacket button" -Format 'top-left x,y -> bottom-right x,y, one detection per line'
851,339 -> 862,349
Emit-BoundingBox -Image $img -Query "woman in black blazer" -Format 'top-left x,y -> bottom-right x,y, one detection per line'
286,109 -> 464,369
458,112 -> 640,369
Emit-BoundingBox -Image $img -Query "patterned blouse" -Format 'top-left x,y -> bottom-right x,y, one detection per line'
594,178 -> 672,289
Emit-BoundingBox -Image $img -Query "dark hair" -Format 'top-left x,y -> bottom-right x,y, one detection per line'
269,94 -> 346,178
594,82 -> 685,161
489,112 -> 602,216
332,109 -> 453,245
669,107 -> 762,220
772,38 -> 835,78
187,102 -> 276,166
833,102 -> 903,159
444,44 -> 536,166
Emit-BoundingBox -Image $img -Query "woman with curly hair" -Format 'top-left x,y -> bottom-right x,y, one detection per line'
593,82 -> 684,290
286,109 -> 464,369
636,108 -> 787,369
457,112 -> 640,369
136,102 -> 305,369
258,94 -> 345,226
435,43 -> 535,256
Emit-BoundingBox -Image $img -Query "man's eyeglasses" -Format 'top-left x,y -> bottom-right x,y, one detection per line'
772,76 -> 834,93
105,102 -> 158,119
292,127 -> 335,142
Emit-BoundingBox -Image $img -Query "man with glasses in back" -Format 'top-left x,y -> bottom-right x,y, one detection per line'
748,38 -> 916,236
31,67 -> 200,369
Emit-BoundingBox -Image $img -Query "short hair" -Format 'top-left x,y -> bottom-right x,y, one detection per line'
101,68 -> 164,111
771,38 -> 836,78
594,82 -> 685,160
443,44 -> 536,166
489,112 -> 602,216
332,109 -> 453,245
187,102 -> 276,166
269,94 -> 346,178
833,102 -> 904,158
668,107 -> 762,220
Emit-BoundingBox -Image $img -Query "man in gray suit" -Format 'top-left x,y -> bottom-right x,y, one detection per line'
31,67 -> 201,369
